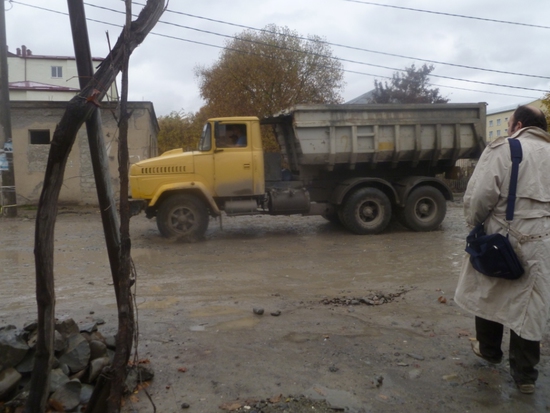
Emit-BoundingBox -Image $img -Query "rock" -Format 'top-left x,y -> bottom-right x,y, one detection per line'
94,318 -> 106,325
54,330 -> 66,352
253,308 -> 264,315
125,364 -> 155,393
79,322 -> 98,334
181,402 -> 190,408
49,379 -> 82,412
25,329 -> 38,349
0,325 -> 29,371
80,383 -> 94,404
70,368 -> 87,381
0,367 -> 22,400
104,335 -> 117,349
55,318 -> 79,339
23,321 -> 37,332
89,340 -> 107,360
91,331 -> 106,343
58,333 -> 91,373
86,357 -> 110,383
59,362 -> 70,376
49,368 -> 70,393
15,349 -> 35,374
408,369 -> 422,379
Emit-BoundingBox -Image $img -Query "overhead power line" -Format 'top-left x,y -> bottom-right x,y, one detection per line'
343,0 -> 550,30
152,6 -> 550,81
9,1 -> 547,101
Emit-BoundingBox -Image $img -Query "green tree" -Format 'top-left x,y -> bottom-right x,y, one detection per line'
369,64 -> 449,104
157,110 -> 203,154
195,24 -> 344,150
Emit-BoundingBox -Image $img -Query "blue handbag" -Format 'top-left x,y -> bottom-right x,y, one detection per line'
465,139 -> 524,280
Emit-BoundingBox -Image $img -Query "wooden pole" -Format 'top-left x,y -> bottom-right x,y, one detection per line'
67,0 -> 123,300
26,2 -> 165,411
0,1 -> 17,217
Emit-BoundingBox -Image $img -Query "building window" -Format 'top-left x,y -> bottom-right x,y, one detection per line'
489,131 -> 493,138
505,117 -> 508,121
51,66 -> 63,78
489,120 -> 493,127
497,119 -> 501,126
30,130 -> 51,144
497,130 -> 501,137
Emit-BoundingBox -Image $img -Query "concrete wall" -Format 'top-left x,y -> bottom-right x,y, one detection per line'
9,101 -> 158,206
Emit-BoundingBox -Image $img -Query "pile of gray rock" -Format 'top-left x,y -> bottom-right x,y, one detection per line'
0,318 -> 153,411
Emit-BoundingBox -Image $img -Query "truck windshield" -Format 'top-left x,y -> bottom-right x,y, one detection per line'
198,123 -> 212,151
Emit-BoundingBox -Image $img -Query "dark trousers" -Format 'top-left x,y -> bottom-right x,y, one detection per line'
475,316 -> 540,384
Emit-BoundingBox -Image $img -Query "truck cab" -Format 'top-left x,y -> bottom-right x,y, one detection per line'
130,117 -> 266,240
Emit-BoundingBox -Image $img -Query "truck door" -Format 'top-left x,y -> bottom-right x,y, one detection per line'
214,124 -> 254,197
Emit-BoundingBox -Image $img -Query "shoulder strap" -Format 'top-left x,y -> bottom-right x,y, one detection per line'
507,138 -> 523,221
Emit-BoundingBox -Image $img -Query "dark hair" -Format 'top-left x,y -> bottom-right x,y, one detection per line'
513,105 -> 548,131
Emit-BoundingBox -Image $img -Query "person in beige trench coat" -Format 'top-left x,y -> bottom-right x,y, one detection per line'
455,105 -> 550,394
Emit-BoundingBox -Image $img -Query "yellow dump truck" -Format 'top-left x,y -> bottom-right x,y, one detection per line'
130,103 -> 486,241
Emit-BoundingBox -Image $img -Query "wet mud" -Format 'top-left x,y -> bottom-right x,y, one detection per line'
1,202 -> 549,412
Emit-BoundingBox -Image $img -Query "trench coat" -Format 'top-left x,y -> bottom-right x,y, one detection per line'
454,126 -> 550,341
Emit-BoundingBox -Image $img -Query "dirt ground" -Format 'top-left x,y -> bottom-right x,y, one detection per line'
1,201 -> 550,413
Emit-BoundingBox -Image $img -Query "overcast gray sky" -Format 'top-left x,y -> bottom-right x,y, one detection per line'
5,0 -> 549,116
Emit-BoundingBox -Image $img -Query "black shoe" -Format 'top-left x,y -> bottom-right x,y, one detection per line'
471,340 -> 502,364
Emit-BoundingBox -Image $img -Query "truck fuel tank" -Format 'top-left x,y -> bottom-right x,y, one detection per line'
268,188 -> 310,215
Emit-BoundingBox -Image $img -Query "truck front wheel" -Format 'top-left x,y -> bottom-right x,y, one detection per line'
398,186 -> 446,232
340,188 -> 391,235
156,194 -> 209,242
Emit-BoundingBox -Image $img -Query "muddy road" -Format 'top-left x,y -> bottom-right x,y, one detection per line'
1,202 -> 549,412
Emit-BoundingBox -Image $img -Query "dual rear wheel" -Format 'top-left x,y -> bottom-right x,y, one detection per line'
334,186 -> 446,234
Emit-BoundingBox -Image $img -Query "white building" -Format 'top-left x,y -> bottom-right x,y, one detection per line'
7,44 -> 117,101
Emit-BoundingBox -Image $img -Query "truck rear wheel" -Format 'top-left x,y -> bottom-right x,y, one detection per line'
340,188 -> 391,235
398,186 -> 446,232
157,194 -> 209,242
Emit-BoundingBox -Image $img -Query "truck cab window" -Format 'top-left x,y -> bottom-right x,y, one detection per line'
218,124 -> 247,148
198,123 -> 212,151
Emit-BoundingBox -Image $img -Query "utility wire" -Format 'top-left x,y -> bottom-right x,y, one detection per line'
343,0 -> 550,30
147,4 -> 550,81
83,2 -> 549,94
9,1 -> 546,100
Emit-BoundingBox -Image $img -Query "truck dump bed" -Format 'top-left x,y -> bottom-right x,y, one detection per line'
264,103 -> 486,172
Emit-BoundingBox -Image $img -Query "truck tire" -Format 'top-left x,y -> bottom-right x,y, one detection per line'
156,194 -> 209,242
398,186 -> 446,232
340,187 -> 391,235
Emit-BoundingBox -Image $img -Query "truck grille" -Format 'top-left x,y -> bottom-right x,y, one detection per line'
140,166 -> 186,174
